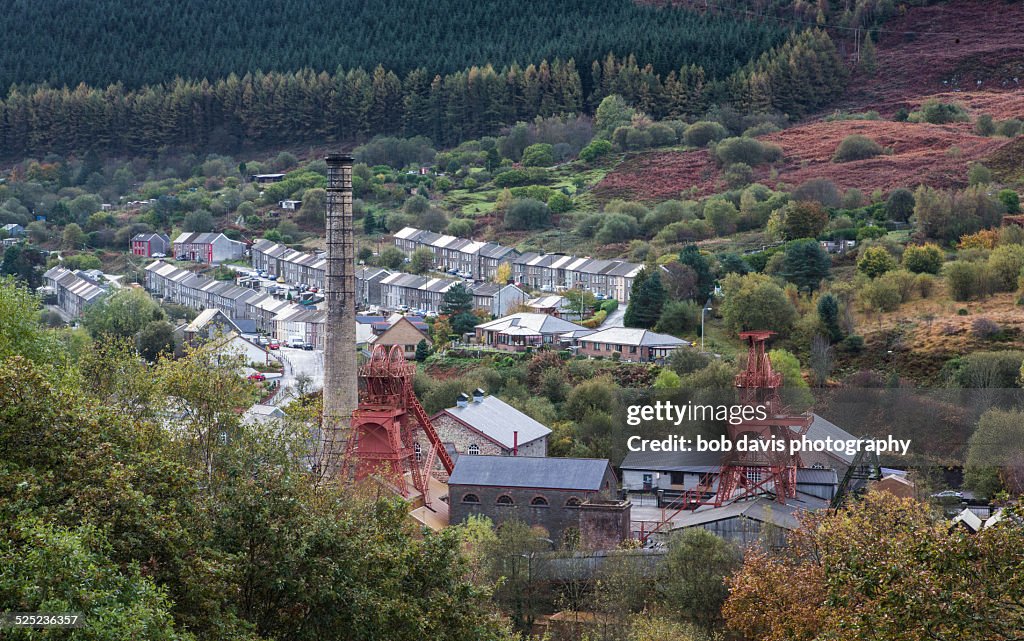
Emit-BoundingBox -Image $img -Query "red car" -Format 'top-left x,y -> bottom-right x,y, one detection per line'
268,341 -> 280,350
247,373 -> 267,382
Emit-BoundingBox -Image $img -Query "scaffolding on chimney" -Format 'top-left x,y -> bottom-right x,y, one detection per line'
321,154 -> 358,478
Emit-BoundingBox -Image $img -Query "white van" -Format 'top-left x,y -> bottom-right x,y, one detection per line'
287,336 -> 305,349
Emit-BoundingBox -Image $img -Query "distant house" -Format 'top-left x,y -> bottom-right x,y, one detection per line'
275,306 -> 326,349
425,388 -> 552,458
131,232 -> 171,257
180,308 -> 242,343
469,282 -> 528,317
356,266 -> 391,307
367,316 -> 431,359
571,328 -> 689,363
1,223 -> 25,237
43,266 -> 109,318
244,404 -> 286,427
474,313 -> 586,351
250,173 -> 286,184
525,295 -> 571,317
278,199 -> 302,211
173,232 -> 246,264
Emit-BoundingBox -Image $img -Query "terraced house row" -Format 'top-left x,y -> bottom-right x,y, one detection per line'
392,227 -> 643,302
144,260 -> 326,346
252,239 -> 527,315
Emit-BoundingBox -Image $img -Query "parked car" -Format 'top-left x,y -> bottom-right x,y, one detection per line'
302,341 -> 315,351
247,373 -> 266,382
254,335 -> 270,346
268,341 -> 280,350
152,252 -> 166,258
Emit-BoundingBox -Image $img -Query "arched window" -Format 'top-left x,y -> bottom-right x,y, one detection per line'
467,444 -> 480,455
565,497 -> 582,507
462,493 -> 480,504
530,496 -> 549,506
496,494 -> 514,506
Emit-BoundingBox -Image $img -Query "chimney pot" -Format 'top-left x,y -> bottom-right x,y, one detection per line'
456,393 -> 469,408
472,388 -> 485,401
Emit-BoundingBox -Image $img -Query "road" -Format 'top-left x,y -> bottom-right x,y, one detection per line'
601,305 -> 626,328
269,345 -> 324,406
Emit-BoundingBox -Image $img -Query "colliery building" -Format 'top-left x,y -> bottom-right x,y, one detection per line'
448,455 -> 631,548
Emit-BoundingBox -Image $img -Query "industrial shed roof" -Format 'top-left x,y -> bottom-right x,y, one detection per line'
448,455 -> 612,491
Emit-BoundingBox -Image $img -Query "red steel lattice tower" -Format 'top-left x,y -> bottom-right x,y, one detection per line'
714,331 -> 812,505
340,344 -> 454,506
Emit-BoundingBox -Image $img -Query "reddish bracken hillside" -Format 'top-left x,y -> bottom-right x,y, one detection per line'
594,1 -> 1024,202
845,0 -> 1024,111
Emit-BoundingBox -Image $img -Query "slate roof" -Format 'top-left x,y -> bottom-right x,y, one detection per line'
475,312 -> 585,335
577,327 -> 690,347
667,492 -> 829,531
438,394 -> 551,449
804,414 -> 858,464
448,455 -> 612,491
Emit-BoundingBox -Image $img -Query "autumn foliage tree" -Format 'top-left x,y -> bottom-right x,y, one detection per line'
724,492 -> 1024,641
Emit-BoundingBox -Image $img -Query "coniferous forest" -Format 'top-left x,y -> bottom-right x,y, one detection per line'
0,27 -> 844,157
2,0 -> 785,89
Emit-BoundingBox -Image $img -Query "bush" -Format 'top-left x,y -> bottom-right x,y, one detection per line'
885,188 -> 916,222
578,139 -> 613,162
915,273 -> 936,298
792,178 -> 841,208
723,162 -> 754,189
857,246 -> 898,279
902,243 -> 944,274
704,198 -> 739,236
504,198 -> 551,230
837,334 -> 864,353
656,300 -> 701,335
859,276 -> 901,312
998,189 -> 1021,214
595,213 -> 640,244
547,191 -> 573,213
713,137 -> 782,167
971,317 -> 1002,340
492,168 -> 549,187
996,119 -> 1023,138
945,260 -> 992,301
521,143 -> 555,167
975,114 -> 996,136
909,100 -> 969,124
683,121 -> 728,147
987,244 -> 1024,291
968,163 -> 992,186
833,135 -> 883,162
720,273 -> 797,336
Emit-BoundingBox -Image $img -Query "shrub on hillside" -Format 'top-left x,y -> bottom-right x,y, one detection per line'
684,121 -> 728,147
578,139 -> 612,162
902,243 -> 944,274
504,198 -> 551,230
859,276 -> 901,312
857,246 -> 898,279
492,167 -> 549,187
945,260 -> 992,301
521,143 -> 554,167
792,178 -> 841,208
713,137 -> 782,167
833,134 -> 883,162
971,317 -> 1002,340
885,188 -> 916,222
908,100 -> 969,124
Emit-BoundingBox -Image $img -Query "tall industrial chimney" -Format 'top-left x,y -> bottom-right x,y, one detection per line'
322,154 -> 358,475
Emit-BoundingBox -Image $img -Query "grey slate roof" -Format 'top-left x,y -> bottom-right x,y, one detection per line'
440,394 -> 551,449
667,492 -> 829,531
448,455 -> 612,491
620,449 -> 723,472
805,414 -> 858,464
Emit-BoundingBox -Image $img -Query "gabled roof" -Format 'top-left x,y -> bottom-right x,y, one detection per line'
448,455 -> 612,491
174,232 -> 230,245
184,308 -> 241,334
667,492 -> 829,532
439,394 -> 551,449
475,312 -> 585,335
577,327 -> 690,348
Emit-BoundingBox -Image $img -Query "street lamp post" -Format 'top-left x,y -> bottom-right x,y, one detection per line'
700,299 -> 713,352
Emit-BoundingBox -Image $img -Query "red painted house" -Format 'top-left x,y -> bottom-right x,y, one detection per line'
131,232 -> 171,257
